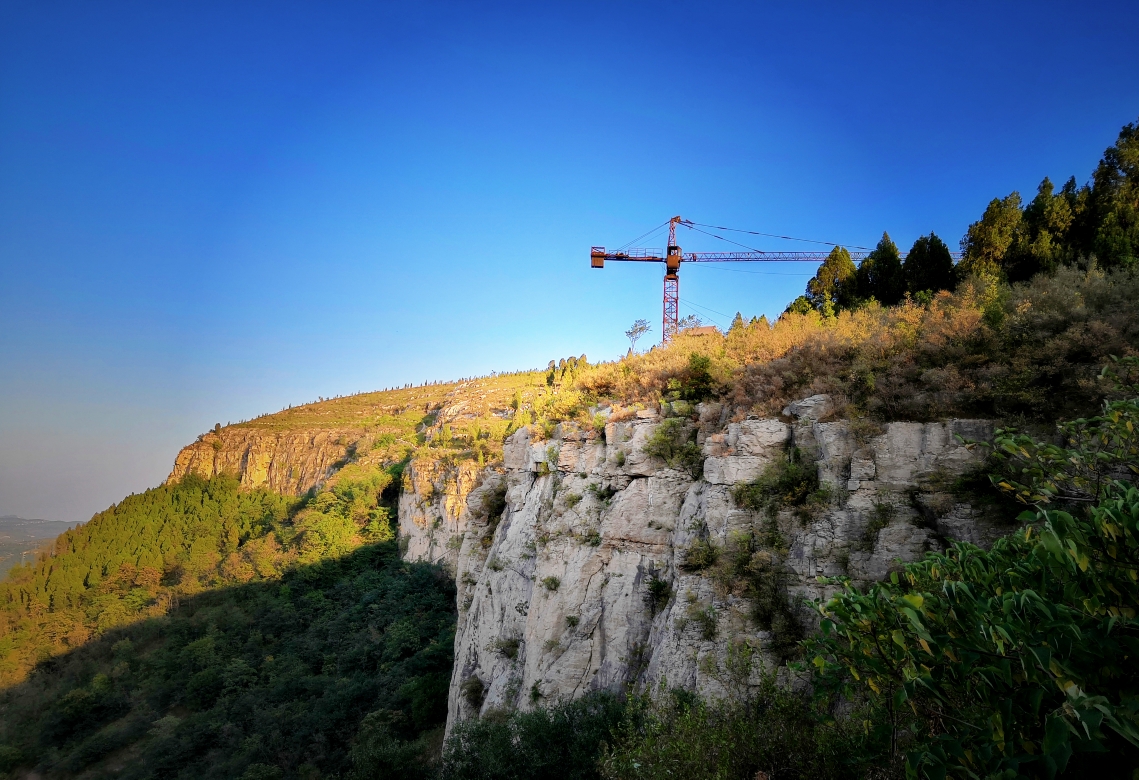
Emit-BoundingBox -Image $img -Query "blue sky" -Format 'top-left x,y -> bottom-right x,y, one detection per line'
2,0 -> 1137,523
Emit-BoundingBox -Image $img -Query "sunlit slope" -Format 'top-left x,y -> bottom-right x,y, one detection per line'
168,370 -> 558,495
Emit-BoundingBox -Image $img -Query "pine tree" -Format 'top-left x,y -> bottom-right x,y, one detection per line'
903,232 -> 955,295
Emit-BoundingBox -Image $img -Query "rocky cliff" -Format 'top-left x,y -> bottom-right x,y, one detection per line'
397,395 -> 1003,733
167,428 -> 360,494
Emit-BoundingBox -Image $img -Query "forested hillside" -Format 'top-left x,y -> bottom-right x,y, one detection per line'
0,470 -> 455,779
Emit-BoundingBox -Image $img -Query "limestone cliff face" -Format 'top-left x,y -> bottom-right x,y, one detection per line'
397,396 -> 1002,733
167,428 -> 361,495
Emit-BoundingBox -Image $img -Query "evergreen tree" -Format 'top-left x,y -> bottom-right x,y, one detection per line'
958,192 -> 1023,279
903,232 -> 955,295
854,232 -> 905,305
1089,117 -> 1139,268
728,312 -> 745,333
1004,177 -> 1075,281
805,247 -> 856,317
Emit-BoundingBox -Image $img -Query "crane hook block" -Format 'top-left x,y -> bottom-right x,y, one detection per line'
590,247 -> 605,268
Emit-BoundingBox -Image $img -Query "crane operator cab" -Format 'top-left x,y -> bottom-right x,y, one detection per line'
666,245 -> 681,273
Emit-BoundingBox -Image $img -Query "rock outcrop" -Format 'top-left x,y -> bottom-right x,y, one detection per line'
397,397 -> 1003,733
167,428 -> 361,495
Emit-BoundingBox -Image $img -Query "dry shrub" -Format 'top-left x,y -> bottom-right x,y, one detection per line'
577,267 -> 1139,423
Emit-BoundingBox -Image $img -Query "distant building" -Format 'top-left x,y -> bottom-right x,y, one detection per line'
680,325 -> 720,336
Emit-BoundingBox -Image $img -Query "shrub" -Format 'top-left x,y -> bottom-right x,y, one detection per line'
600,675 -> 879,780
441,691 -> 627,780
540,576 -> 561,591
492,638 -> 520,660
680,539 -> 719,572
460,676 -> 486,709
642,418 -> 704,478
733,448 -> 829,520
645,575 -> 673,616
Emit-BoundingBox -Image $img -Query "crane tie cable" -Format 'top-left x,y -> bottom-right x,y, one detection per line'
685,220 -> 873,251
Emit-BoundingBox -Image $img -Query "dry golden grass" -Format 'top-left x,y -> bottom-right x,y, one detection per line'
578,267 -> 1139,423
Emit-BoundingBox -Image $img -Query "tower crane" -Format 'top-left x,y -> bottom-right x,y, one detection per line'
590,216 -> 959,344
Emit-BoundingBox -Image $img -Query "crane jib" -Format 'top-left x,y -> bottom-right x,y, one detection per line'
589,220 -> 963,344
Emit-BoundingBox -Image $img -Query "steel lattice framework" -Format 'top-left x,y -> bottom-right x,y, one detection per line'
590,216 -> 959,343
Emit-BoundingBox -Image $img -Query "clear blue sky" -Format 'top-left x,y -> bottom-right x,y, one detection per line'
2,0 -> 1137,523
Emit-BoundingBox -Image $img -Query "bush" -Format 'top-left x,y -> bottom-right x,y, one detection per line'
645,576 -> 672,615
643,418 -> 704,479
733,448 -> 829,521
441,691 -> 627,780
680,539 -> 719,572
599,677 -> 882,780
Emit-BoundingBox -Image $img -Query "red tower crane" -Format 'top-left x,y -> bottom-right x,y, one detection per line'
590,216 -> 957,344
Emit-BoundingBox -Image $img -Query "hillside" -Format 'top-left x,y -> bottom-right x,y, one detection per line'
0,117 -> 1137,780
166,371 -> 561,496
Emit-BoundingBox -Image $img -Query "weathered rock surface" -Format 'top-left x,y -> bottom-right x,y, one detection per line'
167,428 -> 359,494
397,397 -> 1005,733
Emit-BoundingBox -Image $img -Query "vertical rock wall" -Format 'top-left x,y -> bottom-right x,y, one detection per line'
397,398 -> 1003,733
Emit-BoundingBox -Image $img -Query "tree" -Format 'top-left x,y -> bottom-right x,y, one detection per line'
625,319 -> 651,352
1004,177 -> 1075,282
784,296 -> 813,316
1090,117 -> 1139,268
678,314 -> 703,330
958,192 -> 1023,280
854,232 -> 905,305
728,312 -> 745,333
805,247 -> 857,317
903,233 -> 955,296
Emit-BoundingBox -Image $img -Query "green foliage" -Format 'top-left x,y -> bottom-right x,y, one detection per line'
645,575 -> 672,616
540,576 -> 561,591
708,533 -> 804,661
441,691 -> 627,780
642,418 -> 704,478
460,676 -> 486,709
985,357 -> 1139,505
903,232 -> 956,297
0,466 -> 456,779
953,117 -> 1139,282
784,294 -> 814,316
680,538 -> 719,572
0,541 -> 455,780
804,364 -> 1139,778
806,246 -> 858,317
665,352 -> 715,402
0,474 -> 295,683
599,677 -> 882,780
1089,119 -> 1139,268
960,191 -> 1024,279
493,637 -> 520,659
855,232 -> 906,306
732,447 -> 829,520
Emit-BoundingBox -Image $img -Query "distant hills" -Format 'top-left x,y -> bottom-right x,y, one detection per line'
0,515 -> 74,577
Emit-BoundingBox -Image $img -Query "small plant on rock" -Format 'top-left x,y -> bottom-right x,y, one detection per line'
643,418 -> 704,478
